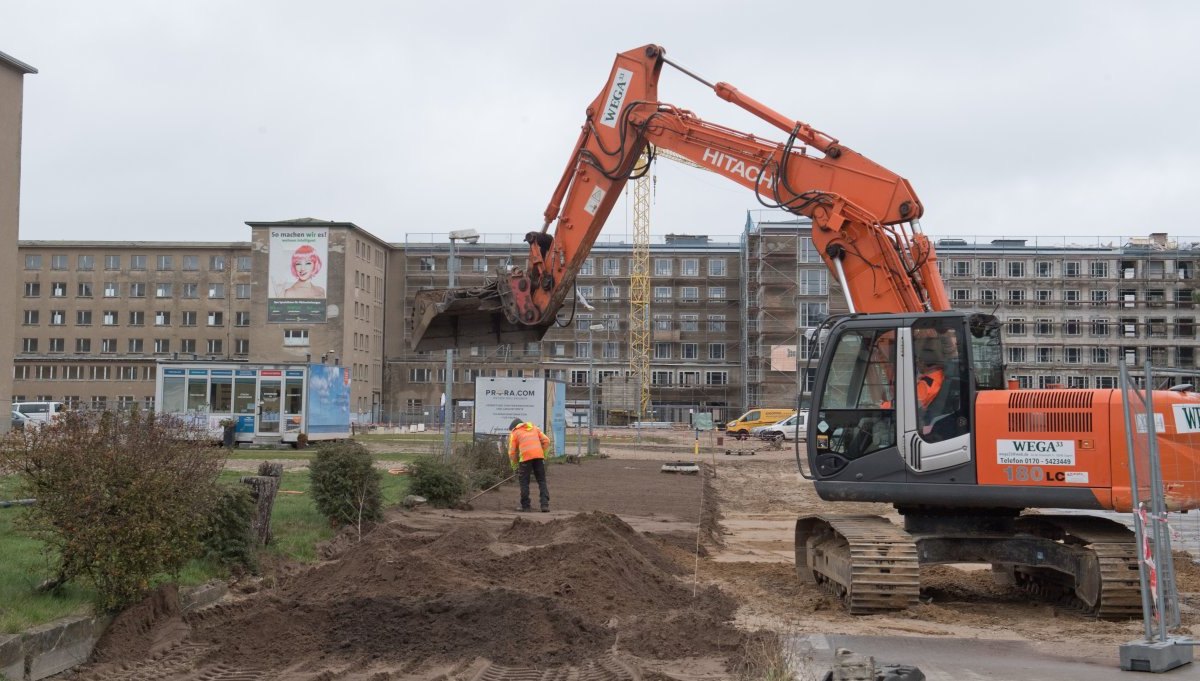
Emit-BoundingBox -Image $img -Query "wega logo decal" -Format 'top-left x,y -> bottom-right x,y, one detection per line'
599,68 -> 633,128
996,439 -> 1076,466
1173,404 -> 1200,433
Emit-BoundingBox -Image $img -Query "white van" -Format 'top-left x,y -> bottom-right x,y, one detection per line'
12,401 -> 65,426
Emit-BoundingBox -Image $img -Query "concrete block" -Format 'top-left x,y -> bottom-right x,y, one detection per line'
22,614 -> 112,681
180,581 -> 228,612
1119,639 -> 1193,673
0,634 -> 23,681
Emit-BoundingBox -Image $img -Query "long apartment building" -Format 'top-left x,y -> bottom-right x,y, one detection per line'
936,233 -> 1200,389
14,219 -> 389,416
13,212 -> 1200,424
387,233 -> 746,425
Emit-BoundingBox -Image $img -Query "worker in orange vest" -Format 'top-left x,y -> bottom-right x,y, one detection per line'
508,418 -> 551,512
916,351 -> 945,409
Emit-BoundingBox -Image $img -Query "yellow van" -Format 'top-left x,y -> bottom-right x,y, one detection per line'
725,408 -> 795,438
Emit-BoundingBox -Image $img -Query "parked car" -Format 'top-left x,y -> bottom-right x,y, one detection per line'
725,408 -> 795,439
753,411 -> 808,443
13,401 -> 64,426
11,410 -> 30,431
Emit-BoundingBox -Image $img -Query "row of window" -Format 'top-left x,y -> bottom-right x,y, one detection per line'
1010,376 -> 1124,390
23,281 -> 250,300
1005,346 -> 1195,365
574,314 -> 732,333
24,254 -> 252,272
416,256 -> 732,278
1004,318 -> 1196,338
570,369 -> 730,386
13,365 -> 158,381
18,338 -> 247,356
949,288 -> 1195,307
944,260 -> 1196,279
22,310 -> 249,328
12,395 -> 155,411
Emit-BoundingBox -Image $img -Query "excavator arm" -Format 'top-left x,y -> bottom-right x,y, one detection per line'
411,44 -> 948,351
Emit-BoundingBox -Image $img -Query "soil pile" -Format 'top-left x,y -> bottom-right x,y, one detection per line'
90,511 -> 742,677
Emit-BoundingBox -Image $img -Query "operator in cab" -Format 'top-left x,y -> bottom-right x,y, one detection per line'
915,347 -> 946,410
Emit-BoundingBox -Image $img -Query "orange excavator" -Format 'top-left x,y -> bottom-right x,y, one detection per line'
411,44 -> 1200,618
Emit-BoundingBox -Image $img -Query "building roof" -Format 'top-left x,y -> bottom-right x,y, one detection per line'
245,217 -> 392,248
0,50 -> 37,75
18,240 -> 250,249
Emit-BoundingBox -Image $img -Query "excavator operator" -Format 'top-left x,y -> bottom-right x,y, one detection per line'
915,347 -> 946,410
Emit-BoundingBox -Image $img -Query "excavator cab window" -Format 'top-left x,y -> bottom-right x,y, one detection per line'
911,318 -> 971,444
813,326 -> 898,468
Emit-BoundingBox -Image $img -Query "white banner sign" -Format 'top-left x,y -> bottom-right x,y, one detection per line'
996,439 -> 1076,466
1173,404 -> 1200,434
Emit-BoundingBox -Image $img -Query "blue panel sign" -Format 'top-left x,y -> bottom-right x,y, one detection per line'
163,369 -> 185,376
285,370 -> 304,377
235,370 -> 257,376
212,370 -> 233,376
188,369 -> 208,376
236,415 -> 255,433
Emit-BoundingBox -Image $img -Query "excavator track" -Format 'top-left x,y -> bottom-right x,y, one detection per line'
795,515 -> 920,614
1006,514 -> 1142,620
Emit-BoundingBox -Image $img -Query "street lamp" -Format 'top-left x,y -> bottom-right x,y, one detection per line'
443,229 -> 480,462
587,322 -> 606,454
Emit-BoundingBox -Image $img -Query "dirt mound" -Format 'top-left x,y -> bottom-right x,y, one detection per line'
621,609 -> 744,659
88,511 -> 748,677
1175,551 -> 1200,592
90,584 -> 189,664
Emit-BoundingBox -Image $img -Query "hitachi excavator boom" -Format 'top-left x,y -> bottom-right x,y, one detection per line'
410,44 -> 945,352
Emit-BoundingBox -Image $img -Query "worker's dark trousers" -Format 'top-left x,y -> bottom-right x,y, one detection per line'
519,459 -> 550,510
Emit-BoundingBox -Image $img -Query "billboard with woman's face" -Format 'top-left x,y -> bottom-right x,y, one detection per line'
269,229 -> 328,322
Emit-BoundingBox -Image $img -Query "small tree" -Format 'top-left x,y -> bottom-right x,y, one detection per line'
408,456 -> 467,508
309,442 -> 383,527
0,410 -> 227,610
199,484 -> 258,572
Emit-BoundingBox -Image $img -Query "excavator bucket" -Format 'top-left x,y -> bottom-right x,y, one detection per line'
410,283 -> 549,352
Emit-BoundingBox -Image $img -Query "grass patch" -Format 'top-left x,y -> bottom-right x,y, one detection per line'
0,468 -> 409,631
224,449 -> 421,463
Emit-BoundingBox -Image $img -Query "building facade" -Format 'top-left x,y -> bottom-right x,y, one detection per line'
1,50 -> 37,432
13,213 -> 1200,426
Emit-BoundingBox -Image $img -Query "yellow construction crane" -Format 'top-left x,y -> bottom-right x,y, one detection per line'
628,147 -> 709,424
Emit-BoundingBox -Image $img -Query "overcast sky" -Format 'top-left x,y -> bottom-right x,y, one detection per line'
3,1 -> 1198,245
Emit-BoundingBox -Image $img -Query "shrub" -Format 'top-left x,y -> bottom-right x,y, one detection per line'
408,457 -> 467,508
199,484 -> 257,572
309,442 -> 383,527
0,410 -> 227,611
455,438 -> 510,490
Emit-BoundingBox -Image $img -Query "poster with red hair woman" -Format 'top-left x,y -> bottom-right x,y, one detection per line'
269,229 -> 329,322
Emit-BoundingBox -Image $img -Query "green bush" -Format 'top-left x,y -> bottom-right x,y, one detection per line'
309,442 -> 383,527
199,484 -> 257,572
408,457 -> 467,508
0,410 -> 226,611
456,438 -> 510,491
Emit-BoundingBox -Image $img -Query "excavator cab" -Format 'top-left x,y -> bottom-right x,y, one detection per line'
804,311 -> 1003,499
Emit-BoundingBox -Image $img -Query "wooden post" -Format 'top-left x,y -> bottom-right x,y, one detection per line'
240,462 -> 282,546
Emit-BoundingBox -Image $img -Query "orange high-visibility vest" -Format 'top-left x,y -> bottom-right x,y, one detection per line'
917,367 -> 945,408
509,422 -> 550,464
